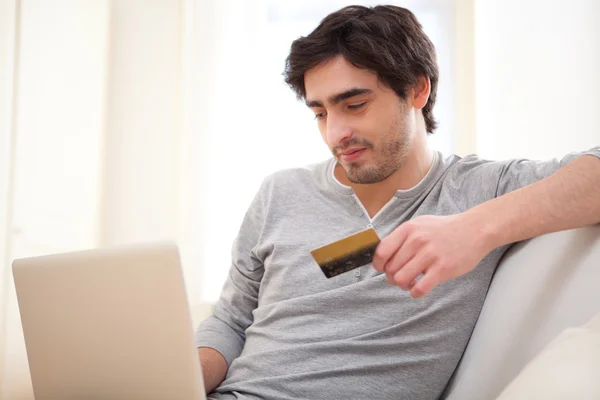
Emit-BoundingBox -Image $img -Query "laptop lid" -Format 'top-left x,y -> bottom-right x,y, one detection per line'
12,242 -> 206,400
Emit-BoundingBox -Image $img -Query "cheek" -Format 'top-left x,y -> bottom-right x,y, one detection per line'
353,118 -> 380,146
317,121 -> 333,148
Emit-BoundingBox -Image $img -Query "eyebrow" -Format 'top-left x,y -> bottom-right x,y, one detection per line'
306,88 -> 372,108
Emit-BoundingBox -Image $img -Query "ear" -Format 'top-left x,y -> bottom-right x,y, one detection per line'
411,76 -> 431,110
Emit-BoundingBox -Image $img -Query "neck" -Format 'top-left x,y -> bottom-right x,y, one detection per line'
335,133 -> 434,218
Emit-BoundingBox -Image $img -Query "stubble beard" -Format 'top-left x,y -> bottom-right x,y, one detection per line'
344,118 -> 411,184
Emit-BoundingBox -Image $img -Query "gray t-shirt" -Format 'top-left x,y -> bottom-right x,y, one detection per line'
196,148 -> 600,400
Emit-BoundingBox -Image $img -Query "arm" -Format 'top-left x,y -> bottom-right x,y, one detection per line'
470,155 -> 600,248
198,347 -> 228,393
373,151 -> 600,298
195,179 -> 269,391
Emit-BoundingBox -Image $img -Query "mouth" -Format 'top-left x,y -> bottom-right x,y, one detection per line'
340,148 -> 367,163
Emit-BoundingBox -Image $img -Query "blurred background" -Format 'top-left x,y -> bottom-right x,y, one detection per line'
0,0 -> 599,398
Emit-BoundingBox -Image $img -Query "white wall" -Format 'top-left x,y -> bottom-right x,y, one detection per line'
178,0 -> 216,308
100,0 -> 182,249
0,0 -> 17,394
0,1 -> 109,398
453,0 -> 476,155
98,0 -> 213,317
475,0 -> 600,160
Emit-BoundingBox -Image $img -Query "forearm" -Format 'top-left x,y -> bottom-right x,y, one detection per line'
198,347 -> 228,393
466,155 -> 600,249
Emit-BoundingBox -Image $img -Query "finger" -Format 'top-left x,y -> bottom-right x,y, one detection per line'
392,252 -> 434,290
381,233 -> 425,277
410,269 -> 442,299
373,222 -> 412,272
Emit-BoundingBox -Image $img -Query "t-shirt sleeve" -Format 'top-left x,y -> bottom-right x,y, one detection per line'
494,146 -> 600,197
446,146 -> 600,211
194,178 -> 270,367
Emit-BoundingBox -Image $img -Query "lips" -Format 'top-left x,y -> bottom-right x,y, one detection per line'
340,148 -> 367,162
341,148 -> 365,156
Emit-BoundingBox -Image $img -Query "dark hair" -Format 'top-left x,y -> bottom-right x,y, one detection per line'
283,5 -> 439,133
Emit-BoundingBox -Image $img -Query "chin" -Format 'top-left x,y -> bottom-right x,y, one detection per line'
349,161 -> 400,184
346,165 -> 374,184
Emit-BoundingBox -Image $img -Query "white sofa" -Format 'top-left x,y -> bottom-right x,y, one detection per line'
443,224 -> 600,399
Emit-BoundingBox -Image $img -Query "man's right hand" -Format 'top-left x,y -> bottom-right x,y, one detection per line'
198,347 -> 228,393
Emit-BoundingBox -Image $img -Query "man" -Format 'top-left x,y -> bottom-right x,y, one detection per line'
195,5 -> 600,399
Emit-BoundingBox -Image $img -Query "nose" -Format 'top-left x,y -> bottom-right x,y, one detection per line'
325,114 -> 353,148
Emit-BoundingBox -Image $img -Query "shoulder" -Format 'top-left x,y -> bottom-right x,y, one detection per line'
248,159 -> 333,223
260,158 -> 333,194
436,153 -> 514,207
442,153 -> 511,182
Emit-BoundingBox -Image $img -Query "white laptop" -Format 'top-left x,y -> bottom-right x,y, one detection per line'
12,242 -> 206,400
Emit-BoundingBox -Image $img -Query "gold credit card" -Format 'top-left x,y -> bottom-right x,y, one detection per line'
310,228 -> 381,278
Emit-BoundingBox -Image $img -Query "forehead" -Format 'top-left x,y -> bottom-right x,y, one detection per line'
304,56 -> 381,103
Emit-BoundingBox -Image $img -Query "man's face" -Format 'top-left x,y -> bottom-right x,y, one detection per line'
304,56 -> 415,184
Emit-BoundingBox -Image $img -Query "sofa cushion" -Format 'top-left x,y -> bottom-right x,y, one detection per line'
496,312 -> 600,400
443,225 -> 600,400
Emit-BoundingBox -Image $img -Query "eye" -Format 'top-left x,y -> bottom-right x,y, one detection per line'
348,102 -> 366,110
314,112 -> 327,120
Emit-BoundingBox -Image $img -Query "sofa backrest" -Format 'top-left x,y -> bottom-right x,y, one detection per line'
443,225 -> 600,399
